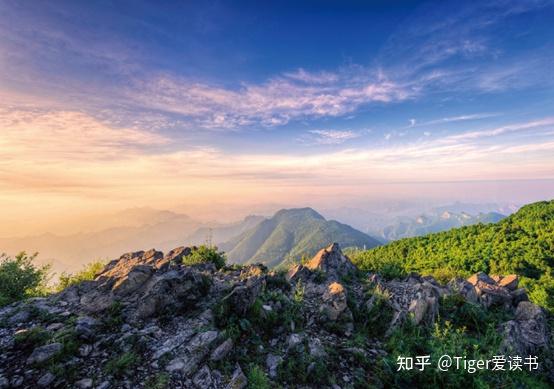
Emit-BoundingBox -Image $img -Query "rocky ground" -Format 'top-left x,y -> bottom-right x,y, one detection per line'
0,243 -> 551,388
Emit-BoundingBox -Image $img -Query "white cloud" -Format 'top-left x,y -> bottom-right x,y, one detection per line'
308,129 -> 360,145
127,70 -> 411,129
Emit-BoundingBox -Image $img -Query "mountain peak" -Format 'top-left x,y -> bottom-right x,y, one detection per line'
273,207 -> 325,220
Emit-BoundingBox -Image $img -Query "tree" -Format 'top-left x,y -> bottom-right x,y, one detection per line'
0,252 -> 50,306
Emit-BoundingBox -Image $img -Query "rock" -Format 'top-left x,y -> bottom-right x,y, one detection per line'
193,365 -> 214,388
0,376 -> 8,389
98,249 -> 163,279
266,354 -> 283,378
37,372 -> 55,387
27,342 -> 63,365
75,316 -> 99,339
467,272 -> 496,286
223,279 -> 263,316
510,288 -> 529,306
498,274 -> 519,291
286,264 -> 312,282
475,281 -> 512,308
286,333 -> 304,352
112,264 -> 154,296
136,269 -> 211,319
226,365 -> 247,389
46,322 -> 64,332
210,338 -> 233,361
305,243 -> 357,279
500,302 -> 548,355
8,310 -> 30,325
79,344 -> 93,357
308,338 -> 326,358
75,378 -> 93,388
408,298 -> 428,325
166,331 -> 219,377
96,381 -> 110,389
516,301 -> 544,321
321,282 -> 348,321
10,376 -> 23,387
447,278 -> 478,303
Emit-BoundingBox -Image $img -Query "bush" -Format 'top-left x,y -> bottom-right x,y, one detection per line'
104,351 -> 140,377
0,252 -> 50,306
182,245 -> 226,269
247,364 -> 270,389
56,260 -> 105,291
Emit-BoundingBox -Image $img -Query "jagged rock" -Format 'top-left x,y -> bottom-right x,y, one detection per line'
447,278 -> 478,303
112,264 -> 154,296
501,301 -> 548,355
305,243 -> 356,279
27,343 -> 63,365
467,272 -> 496,286
37,372 -> 55,387
498,274 -> 519,291
136,269 -> 211,319
321,282 -> 348,321
223,278 -> 263,316
286,264 -> 312,282
193,365 -> 214,388
210,338 -> 233,361
166,330 -> 220,377
98,249 -> 163,280
474,281 -> 512,308
225,365 -> 247,389
8,310 -> 30,325
266,354 -> 283,378
157,246 -> 192,270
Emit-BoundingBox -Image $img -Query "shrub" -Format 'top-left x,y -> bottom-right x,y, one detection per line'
182,245 -> 226,269
247,364 -> 270,389
0,252 -> 50,306
56,260 -> 105,291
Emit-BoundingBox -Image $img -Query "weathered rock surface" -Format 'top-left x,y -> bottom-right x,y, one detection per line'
0,243 -> 551,387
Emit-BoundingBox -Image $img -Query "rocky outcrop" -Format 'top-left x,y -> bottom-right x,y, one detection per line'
0,243 -> 551,388
305,242 -> 357,279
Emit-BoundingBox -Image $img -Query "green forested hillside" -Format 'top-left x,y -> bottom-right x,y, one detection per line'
351,200 -> 554,311
224,208 -> 381,268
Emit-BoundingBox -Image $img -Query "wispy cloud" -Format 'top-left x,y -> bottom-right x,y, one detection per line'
307,129 -> 360,145
446,117 -> 554,141
127,71 -> 411,129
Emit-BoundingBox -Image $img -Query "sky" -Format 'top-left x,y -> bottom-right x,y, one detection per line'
1,0 -> 554,236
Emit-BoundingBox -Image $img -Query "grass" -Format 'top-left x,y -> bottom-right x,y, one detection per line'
104,351 -> 140,377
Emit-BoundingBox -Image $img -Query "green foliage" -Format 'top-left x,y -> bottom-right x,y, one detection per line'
101,301 -> 124,331
374,314 -> 548,388
14,326 -> 51,349
56,260 -> 105,291
226,207 -> 380,268
182,245 -> 226,269
144,372 -> 170,389
351,200 -> 554,311
0,252 -> 50,306
104,351 -> 140,377
247,364 -> 270,389
277,349 -> 329,385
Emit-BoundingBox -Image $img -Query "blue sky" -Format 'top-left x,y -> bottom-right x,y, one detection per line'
1,0 -> 554,228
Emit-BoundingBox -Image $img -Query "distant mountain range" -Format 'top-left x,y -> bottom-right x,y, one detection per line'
378,211 -> 506,241
0,210 -> 262,275
0,203 -> 512,275
221,207 -> 381,268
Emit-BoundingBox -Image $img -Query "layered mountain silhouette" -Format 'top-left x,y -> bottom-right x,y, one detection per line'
378,211 -> 505,241
222,207 -> 381,267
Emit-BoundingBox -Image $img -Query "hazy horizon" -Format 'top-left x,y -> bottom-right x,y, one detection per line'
1,1 -> 554,239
